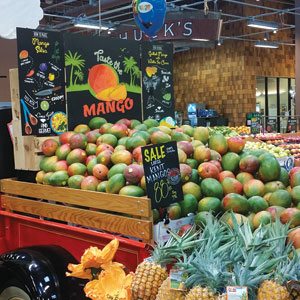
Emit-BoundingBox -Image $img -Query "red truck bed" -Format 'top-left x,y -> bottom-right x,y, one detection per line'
0,209 -> 150,271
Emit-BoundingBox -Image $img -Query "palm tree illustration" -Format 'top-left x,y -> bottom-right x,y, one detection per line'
123,56 -> 138,86
74,69 -> 84,85
65,51 -> 85,87
132,65 -> 141,86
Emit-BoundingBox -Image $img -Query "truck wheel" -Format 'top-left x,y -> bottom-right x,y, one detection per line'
0,279 -> 31,300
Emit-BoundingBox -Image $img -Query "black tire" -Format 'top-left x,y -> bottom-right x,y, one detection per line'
0,279 -> 31,300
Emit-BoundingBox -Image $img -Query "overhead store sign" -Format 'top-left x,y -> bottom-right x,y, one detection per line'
113,18 -> 222,42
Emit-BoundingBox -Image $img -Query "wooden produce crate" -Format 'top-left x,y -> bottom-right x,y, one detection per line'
9,69 -> 58,171
0,178 -> 153,243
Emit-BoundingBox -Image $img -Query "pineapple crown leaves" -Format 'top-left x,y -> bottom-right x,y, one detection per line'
227,212 -> 269,251
227,213 -> 291,259
264,217 -> 292,256
198,216 -> 232,254
231,262 -> 270,300
271,254 -> 300,285
181,252 -> 233,293
229,249 -> 282,300
231,246 -> 287,288
151,225 -> 204,265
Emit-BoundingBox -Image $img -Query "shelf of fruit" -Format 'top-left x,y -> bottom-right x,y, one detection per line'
244,141 -> 291,158
230,125 -> 251,135
208,126 -> 239,137
257,133 -> 300,144
36,118 -> 300,224
31,117 -> 300,299
281,143 -> 300,158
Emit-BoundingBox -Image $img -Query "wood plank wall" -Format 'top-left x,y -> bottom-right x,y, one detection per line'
173,0 -> 295,126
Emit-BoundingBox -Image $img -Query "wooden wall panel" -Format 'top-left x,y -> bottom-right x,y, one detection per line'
173,1 -> 295,126
174,41 -> 255,126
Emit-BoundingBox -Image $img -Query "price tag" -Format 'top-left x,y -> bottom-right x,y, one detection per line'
226,286 -> 248,300
141,141 -> 183,209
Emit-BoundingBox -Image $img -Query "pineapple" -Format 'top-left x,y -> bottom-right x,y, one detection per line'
257,219 -> 300,300
132,260 -> 168,300
132,226 -> 201,300
257,256 -> 300,300
258,280 -> 291,300
181,221 -> 232,300
182,253 -> 231,300
155,278 -> 186,300
185,286 -> 217,300
286,280 -> 300,300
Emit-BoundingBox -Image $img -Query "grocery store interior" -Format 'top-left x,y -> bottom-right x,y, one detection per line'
1,1 -> 300,300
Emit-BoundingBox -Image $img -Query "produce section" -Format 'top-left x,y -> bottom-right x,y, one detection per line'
0,16 -> 299,299
25,117 -> 300,299
4,106 -> 300,299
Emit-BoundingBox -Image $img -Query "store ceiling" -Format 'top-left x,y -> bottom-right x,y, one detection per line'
39,0 -> 297,47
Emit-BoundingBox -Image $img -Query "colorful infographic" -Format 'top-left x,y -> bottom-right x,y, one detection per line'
64,34 -> 142,130
17,28 -> 66,136
141,42 -> 174,121
142,141 -> 183,209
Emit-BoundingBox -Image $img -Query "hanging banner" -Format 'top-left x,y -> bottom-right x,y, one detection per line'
64,34 -> 142,130
17,28 -> 66,136
141,42 -> 174,121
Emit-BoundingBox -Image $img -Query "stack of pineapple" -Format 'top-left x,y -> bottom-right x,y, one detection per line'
131,215 -> 300,300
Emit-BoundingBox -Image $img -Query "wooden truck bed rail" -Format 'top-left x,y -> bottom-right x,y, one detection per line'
0,179 -> 153,243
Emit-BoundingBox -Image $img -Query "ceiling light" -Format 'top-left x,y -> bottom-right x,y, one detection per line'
74,19 -> 115,31
273,30 -> 277,34
248,19 -> 279,31
192,38 -> 209,42
254,41 -> 279,49
75,23 -> 101,30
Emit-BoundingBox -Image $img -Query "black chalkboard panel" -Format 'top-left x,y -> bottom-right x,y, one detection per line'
142,141 -> 183,209
287,118 -> 297,133
17,28 -> 66,136
141,42 -> 174,121
64,34 -> 142,130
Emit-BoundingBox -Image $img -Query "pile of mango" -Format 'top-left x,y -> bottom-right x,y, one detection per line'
35,117 -> 300,233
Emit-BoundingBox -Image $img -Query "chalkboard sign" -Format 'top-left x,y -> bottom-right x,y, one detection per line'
246,112 -> 261,134
142,141 -> 183,209
266,118 -> 277,133
17,28 -> 66,136
141,42 -> 174,121
64,34 -> 142,130
287,118 -> 297,133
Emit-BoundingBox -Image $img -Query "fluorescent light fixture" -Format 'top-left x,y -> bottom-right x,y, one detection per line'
192,38 -> 209,42
74,19 -> 115,31
74,23 -> 101,30
254,41 -> 279,49
248,19 -> 279,30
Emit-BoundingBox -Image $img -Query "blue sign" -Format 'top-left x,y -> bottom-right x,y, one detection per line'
133,0 -> 167,38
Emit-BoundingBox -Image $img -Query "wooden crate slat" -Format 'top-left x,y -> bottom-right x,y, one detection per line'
0,179 -> 151,218
1,195 -> 152,242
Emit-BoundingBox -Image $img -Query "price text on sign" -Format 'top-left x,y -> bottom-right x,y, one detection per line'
142,141 -> 183,209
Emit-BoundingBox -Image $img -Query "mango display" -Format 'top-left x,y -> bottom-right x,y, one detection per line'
37,118 -> 300,230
